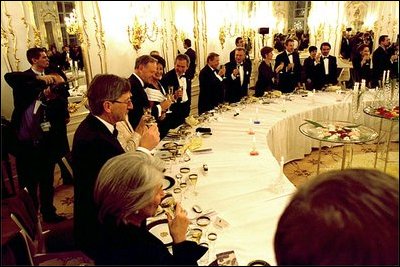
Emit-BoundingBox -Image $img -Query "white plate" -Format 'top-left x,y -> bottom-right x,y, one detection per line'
163,176 -> 175,190
147,219 -> 173,246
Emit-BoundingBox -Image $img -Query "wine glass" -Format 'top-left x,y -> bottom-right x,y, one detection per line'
143,107 -> 157,127
179,177 -> 188,201
166,86 -> 175,114
207,231 -> 218,260
188,173 -> 198,196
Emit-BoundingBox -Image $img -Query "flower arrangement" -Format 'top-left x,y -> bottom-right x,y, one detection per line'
305,120 -> 361,141
319,124 -> 361,141
374,106 -> 399,119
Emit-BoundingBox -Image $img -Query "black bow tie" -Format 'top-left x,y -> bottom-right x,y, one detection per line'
323,56 -> 329,60
213,69 -> 218,73
112,125 -> 119,138
179,74 -> 185,79
237,63 -> 243,67
287,53 -> 293,56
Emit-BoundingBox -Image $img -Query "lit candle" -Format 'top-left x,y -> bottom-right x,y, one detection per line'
248,118 -> 255,135
250,136 -> 259,155
74,61 -> 78,69
382,70 -> 386,83
386,70 -> 390,82
353,82 -> 359,91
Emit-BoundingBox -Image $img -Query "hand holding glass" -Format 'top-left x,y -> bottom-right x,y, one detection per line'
143,107 -> 157,127
166,86 -> 175,113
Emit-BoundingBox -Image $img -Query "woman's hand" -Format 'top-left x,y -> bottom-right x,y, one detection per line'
160,99 -> 172,113
166,203 -> 189,244
275,62 -> 284,73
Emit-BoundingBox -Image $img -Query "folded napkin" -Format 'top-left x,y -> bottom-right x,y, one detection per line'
271,90 -> 282,97
185,115 -> 199,127
145,87 -> 167,102
181,136 -> 202,152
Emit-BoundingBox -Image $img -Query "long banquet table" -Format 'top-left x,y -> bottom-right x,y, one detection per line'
152,90 -> 399,265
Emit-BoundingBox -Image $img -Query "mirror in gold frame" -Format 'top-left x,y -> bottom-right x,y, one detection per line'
31,1 -> 88,113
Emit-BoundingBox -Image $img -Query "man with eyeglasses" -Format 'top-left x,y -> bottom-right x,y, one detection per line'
71,74 -> 159,257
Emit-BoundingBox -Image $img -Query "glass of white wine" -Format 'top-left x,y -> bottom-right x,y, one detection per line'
143,107 -> 157,127
188,173 -> 198,196
207,231 -> 218,261
166,86 -> 175,113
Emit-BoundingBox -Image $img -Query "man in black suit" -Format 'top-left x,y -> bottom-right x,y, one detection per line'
183,39 -> 196,80
274,39 -> 301,93
225,47 -> 251,103
198,52 -> 226,115
72,74 -> 159,257
317,42 -> 338,87
340,31 -> 352,60
127,55 -> 160,129
161,54 -> 191,128
4,47 -> 68,223
229,37 -> 252,76
372,35 -> 395,87
302,46 -> 322,90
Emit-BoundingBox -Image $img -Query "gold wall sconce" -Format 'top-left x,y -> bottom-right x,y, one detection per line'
219,22 -> 239,49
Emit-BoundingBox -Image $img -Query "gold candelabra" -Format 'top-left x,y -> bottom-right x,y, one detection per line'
128,17 -> 160,51
219,23 -> 239,49
65,9 -> 79,35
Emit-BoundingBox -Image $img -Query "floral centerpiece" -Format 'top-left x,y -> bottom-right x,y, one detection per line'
305,120 -> 361,142
374,106 -> 399,119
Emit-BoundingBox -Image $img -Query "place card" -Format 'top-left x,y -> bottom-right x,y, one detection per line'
214,216 -> 230,229
216,251 -> 238,266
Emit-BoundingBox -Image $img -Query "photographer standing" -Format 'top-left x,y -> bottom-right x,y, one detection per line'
4,47 -> 68,223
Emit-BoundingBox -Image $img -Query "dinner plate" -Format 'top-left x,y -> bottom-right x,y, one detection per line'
163,176 -> 175,191
154,150 -> 172,160
247,260 -> 270,266
147,219 -> 173,246
162,142 -> 178,149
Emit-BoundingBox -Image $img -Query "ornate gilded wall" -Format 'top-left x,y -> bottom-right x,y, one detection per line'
2,1 -> 399,119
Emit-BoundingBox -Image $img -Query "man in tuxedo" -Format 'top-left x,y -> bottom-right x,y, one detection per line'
340,31 -> 352,60
161,54 -> 191,128
302,46 -> 322,90
127,55 -> 160,129
72,74 -> 159,257
317,42 -> 338,87
274,38 -> 301,93
198,52 -> 226,115
225,47 -> 251,103
4,47 -> 68,223
230,37 -> 252,76
372,35 -> 395,87
183,39 -> 196,80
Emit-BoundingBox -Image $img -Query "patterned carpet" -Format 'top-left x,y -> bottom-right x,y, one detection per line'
284,142 -> 399,188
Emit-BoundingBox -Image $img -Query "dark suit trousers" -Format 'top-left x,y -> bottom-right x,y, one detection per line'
16,141 -> 56,216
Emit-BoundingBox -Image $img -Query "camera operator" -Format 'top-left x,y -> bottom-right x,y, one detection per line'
4,47 -> 69,223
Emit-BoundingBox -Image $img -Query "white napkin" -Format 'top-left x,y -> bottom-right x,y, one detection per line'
145,87 -> 167,102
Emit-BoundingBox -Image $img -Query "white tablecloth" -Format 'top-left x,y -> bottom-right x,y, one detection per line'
154,90 -> 398,265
